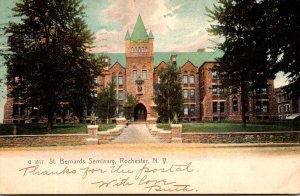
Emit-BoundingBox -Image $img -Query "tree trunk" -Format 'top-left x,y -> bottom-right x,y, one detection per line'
240,82 -> 247,128
47,110 -> 54,130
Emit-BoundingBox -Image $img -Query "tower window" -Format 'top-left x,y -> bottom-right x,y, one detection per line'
142,70 -> 147,79
132,70 -> 137,80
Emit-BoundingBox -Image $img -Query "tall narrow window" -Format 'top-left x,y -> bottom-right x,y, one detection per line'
184,105 -> 189,115
213,102 -> 218,113
118,76 -> 123,86
112,73 -> 116,85
190,104 -> 195,115
190,89 -> 195,99
142,70 -> 147,79
183,89 -> 188,99
219,85 -> 224,94
183,75 -> 188,84
212,85 -> 217,94
190,74 -> 195,84
212,70 -> 217,79
220,102 -> 225,113
233,97 -> 238,112
119,90 -> 123,100
132,70 -> 137,80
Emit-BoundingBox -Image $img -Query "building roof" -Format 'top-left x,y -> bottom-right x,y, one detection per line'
130,14 -> 149,41
148,30 -> 154,39
125,30 -> 131,40
95,50 -> 224,69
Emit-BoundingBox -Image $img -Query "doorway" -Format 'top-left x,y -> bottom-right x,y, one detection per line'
134,103 -> 147,121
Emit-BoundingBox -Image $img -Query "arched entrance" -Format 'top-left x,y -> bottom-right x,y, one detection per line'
134,103 -> 147,121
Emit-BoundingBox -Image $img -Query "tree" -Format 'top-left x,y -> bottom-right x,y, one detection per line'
94,83 -> 116,124
262,0 -> 300,99
154,62 -> 183,124
2,0 -> 102,130
124,93 -> 138,121
207,0 -> 273,127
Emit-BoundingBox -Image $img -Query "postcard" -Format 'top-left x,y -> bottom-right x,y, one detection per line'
0,0 -> 299,194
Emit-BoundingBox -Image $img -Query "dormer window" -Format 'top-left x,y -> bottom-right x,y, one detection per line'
105,57 -> 109,63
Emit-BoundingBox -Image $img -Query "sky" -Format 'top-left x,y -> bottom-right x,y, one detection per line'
0,0 -> 289,122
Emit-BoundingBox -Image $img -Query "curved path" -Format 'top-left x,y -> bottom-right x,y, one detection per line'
111,124 -> 160,143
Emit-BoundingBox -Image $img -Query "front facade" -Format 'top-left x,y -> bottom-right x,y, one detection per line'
95,15 -> 277,122
3,15 -> 277,123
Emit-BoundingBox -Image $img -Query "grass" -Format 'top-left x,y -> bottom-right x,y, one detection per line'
0,123 -> 116,135
157,121 -> 300,133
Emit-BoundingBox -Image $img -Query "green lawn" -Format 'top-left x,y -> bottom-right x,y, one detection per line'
0,123 -> 116,135
157,121 -> 300,132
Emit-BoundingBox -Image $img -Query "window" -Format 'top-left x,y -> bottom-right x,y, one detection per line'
212,85 -> 217,94
233,97 -> 238,112
118,90 -> 123,100
118,76 -> 123,86
262,88 -> 267,95
141,47 -> 144,52
213,102 -> 218,113
212,70 -> 217,79
183,75 -> 188,84
145,47 -> 148,52
132,70 -> 137,80
142,70 -> 147,79
190,104 -> 195,115
255,101 -> 268,112
220,102 -> 225,113
112,74 -> 117,85
157,76 -> 161,83
183,89 -> 188,99
219,85 -> 224,94
184,105 -> 189,115
190,74 -> 195,84
131,47 -> 134,52
190,89 -> 195,99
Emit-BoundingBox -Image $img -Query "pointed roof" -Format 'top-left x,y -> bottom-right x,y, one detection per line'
148,30 -> 154,39
125,30 -> 131,40
131,14 -> 149,41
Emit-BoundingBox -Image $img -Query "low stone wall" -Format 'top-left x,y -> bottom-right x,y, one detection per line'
0,134 -> 87,147
149,129 -> 172,143
98,125 -> 125,144
182,131 -> 300,143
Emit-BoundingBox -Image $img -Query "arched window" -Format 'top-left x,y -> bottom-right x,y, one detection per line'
131,47 -> 134,52
141,47 -> 144,52
138,47 -> 141,52
134,47 -> 137,52
232,96 -> 238,112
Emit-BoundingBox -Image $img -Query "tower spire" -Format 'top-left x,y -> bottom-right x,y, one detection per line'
131,14 -> 149,41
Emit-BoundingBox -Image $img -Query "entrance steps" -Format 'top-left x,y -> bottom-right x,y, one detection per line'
111,124 -> 160,143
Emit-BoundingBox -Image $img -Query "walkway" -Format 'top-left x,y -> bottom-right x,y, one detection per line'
111,124 -> 160,143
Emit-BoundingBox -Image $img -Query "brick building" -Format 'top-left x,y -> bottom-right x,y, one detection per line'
275,86 -> 300,119
3,15 -> 277,123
